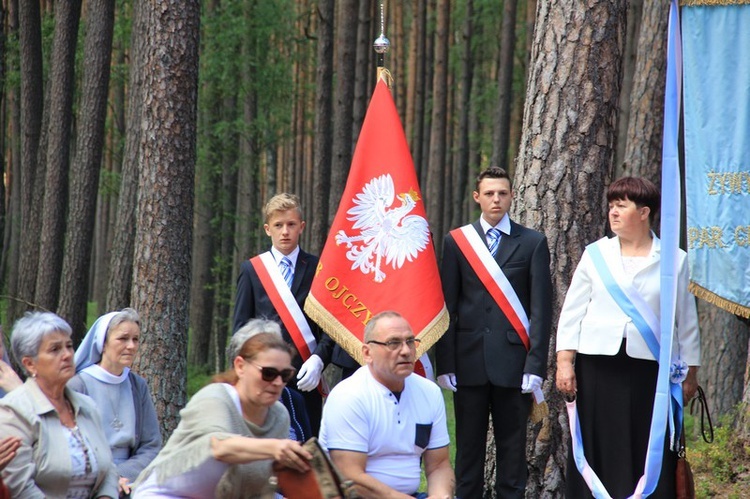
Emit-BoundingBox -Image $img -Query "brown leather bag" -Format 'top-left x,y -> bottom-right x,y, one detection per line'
272,437 -> 357,499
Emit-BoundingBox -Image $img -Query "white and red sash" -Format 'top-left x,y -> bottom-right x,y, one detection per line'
450,225 -> 530,350
250,252 -> 317,360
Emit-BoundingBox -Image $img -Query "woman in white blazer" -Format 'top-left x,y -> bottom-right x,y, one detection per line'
555,177 -> 700,499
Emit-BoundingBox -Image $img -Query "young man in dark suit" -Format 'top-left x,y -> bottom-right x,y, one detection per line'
232,193 -> 335,435
436,167 -> 552,498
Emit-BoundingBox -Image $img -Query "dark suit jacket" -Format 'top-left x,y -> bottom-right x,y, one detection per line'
232,248 -> 335,371
436,219 -> 552,387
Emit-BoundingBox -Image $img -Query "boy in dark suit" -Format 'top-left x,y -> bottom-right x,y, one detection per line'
436,167 -> 552,498
232,193 -> 334,435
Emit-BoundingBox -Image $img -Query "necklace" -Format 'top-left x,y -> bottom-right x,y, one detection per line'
105,383 -> 125,431
69,425 -> 92,474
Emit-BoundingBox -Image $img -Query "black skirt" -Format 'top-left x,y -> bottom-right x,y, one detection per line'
565,341 -> 677,499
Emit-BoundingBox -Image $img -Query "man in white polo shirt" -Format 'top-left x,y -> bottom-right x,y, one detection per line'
319,311 -> 454,499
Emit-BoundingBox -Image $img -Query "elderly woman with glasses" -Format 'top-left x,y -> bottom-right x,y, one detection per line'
69,308 -> 162,497
0,312 -> 117,498
133,319 -> 312,498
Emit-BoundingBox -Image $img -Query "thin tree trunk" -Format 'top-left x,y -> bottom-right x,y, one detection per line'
1,0 -> 20,295
328,0 -> 358,222
512,1 -> 628,496
106,1 -> 144,311
491,0 -> 517,170
13,0 -> 44,322
131,0 -> 200,437
420,0 -> 436,188
35,0 -> 82,311
615,0 -> 643,175
408,0 -> 426,180
58,0 -> 114,341
351,0 -> 372,144
425,0 -> 450,249
310,0 -> 334,254
451,0 -> 473,231
622,0 -> 667,187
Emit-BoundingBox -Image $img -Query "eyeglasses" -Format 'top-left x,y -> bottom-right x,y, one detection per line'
366,338 -> 421,351
252,364 -> 297,383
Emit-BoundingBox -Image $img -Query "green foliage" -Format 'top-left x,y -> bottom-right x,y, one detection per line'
187,363 -> 214,398
688,412 -> 750,496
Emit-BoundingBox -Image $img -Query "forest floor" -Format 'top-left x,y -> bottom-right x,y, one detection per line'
688,415 -> 750,498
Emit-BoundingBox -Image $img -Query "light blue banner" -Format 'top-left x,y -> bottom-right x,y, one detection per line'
682,5 -> 750,318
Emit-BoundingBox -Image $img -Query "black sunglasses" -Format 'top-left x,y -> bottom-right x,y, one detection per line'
252,363 -> 296,383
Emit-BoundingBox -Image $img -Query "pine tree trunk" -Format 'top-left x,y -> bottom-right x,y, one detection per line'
328,0 -> 358,222
35,0 -> 81,311
106,1 -> 144,311
451,0 -> 473,231
510,1 -> 628,496
622,0 -> 667,187
13,0 -> 44,323
407,0 -> 427,180
310,0 -> 334,254
425,0 -> 450,247
491,0 -> 517,170
698,301 -> 749,419
614,0 -> 642,175
131,0 -> 200,437
58,0 -> 114,342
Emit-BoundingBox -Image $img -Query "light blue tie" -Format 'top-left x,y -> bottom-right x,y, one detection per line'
279,257 -> 294,288
487,228 -> 501,257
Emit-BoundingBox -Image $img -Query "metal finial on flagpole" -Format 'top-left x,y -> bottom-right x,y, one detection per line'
373,2 -> 392,86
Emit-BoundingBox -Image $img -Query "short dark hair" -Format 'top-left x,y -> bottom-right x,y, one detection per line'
607,177 -> 660,224
475,166 -> 512,192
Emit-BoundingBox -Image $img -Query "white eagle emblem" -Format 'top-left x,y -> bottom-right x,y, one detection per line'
335,174 -> 430,282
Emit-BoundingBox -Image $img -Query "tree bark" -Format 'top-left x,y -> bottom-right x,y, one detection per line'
407,0 -> 427,180
614,0 -> 643,176
351,0 -> 372,144
425,0 -> 450,249
491,0 -> 518,171
58,0 -> 114,342
697,301 -> 748,419
621,0 -> 667,187
512,1 -> 628,496
188,0 -> 221,369
311,0 -> 334,254
131,0 -> 200,437
35,0 -> 82,311
106,1 -> 144,311
328,0 -> 358,222
451,0 -> 473,230
12,0 -> 44,323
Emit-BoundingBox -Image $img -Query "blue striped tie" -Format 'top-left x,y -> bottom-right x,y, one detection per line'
279,257 -> 294,288
487,228 -> 501,257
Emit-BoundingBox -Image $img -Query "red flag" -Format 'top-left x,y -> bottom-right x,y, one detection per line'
304,78 -> 449,365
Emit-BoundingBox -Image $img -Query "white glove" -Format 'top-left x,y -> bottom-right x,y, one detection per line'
521,373 -> 543,394
296,354 -> 324,392
437,373 -> 458,392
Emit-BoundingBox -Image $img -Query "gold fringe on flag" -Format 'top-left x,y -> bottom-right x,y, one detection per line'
304,295 -> 451,367
689,281 -> 750,319
681,0 -> 750,5
377,67 -> 393,88
305,294 -> 367,365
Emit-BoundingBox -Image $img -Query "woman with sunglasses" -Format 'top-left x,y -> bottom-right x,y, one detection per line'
133,319 -> 312,498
